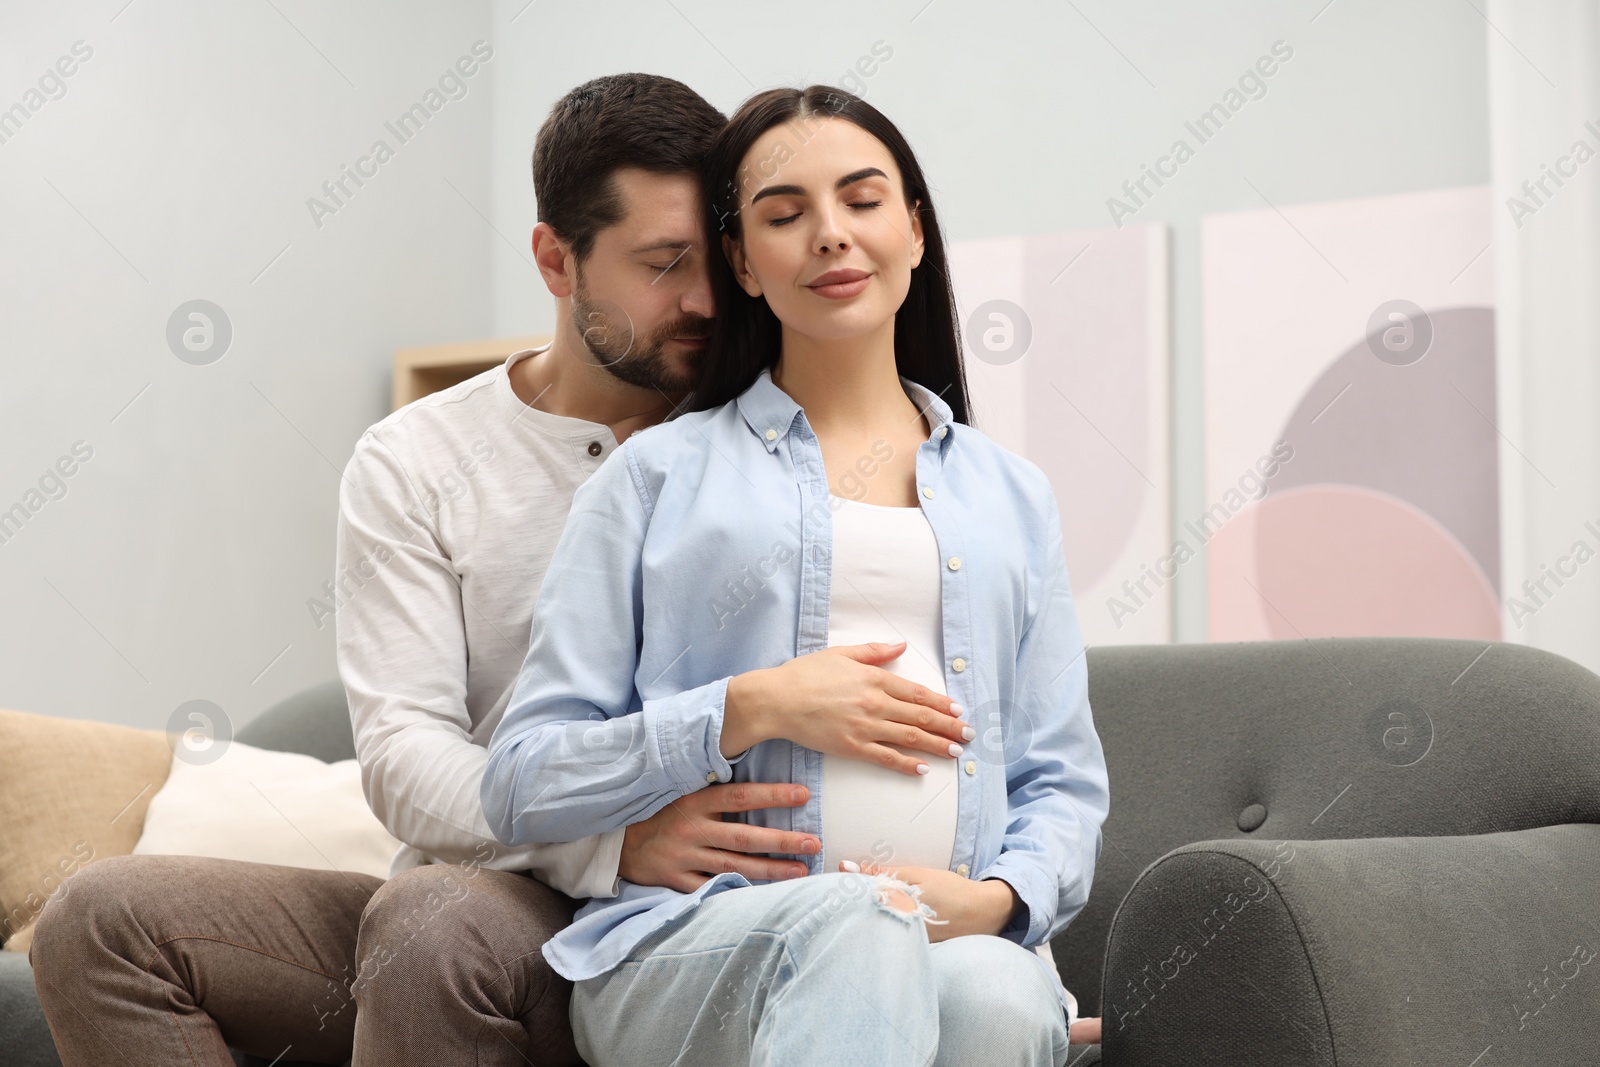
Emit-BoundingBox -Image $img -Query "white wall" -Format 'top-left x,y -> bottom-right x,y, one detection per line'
0,0 -> 494,729
487,0 -> 1493,646
1488,0 -> 1600,676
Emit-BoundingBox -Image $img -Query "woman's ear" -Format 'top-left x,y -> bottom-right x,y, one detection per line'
907,198 -> 925,271
723,232 -> 763,297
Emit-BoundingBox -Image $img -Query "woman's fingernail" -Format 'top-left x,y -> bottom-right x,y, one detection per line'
961,726 -> 976,741
947,743 -> 962,757
916,763 -> 929,775
841,859 -> 861,872
949,702 -> 964,714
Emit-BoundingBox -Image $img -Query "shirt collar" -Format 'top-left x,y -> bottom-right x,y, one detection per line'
736,365 -> 957,453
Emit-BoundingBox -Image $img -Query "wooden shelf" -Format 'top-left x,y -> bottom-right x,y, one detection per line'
391,335 -> 552,411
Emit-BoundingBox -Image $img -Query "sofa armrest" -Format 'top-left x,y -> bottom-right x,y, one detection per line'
1100,823 -> 1600,1067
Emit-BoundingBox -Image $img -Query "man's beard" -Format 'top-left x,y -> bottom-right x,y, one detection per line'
571,273 -> 711,395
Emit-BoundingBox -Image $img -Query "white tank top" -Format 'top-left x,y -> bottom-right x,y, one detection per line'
819,494 -> 1077,1023
820,494 -> 959,874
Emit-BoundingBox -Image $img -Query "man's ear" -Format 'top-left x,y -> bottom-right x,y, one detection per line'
723,232 -> 763,297
531,222 -> 576,298
907,198 -> 925,271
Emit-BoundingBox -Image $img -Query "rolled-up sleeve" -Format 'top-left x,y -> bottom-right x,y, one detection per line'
481,441 -> 745,848
975,480 -> 1110,949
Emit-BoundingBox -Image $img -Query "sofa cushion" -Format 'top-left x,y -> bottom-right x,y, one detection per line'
132,740 -> 399,879
0,708 -> 173,953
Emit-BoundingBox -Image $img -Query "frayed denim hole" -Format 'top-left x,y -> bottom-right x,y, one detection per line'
868,873 -> 949,927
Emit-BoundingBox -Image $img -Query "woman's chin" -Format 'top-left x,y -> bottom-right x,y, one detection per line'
776,309 -> 897,345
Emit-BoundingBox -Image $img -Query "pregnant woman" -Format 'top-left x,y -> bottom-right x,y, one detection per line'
482,84 -> 1109,1066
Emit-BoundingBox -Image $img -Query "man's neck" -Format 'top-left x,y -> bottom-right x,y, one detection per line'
508,319 -> 685,444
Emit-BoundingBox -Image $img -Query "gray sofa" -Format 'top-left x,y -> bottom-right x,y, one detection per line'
1065,635 -> 1600,1065
8,637 -> 1599,1065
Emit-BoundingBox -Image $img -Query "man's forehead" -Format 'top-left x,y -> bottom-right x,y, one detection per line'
606,168 -> 703,252
626,236 -> 698,254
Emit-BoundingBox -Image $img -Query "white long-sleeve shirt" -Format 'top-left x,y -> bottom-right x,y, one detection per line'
333,343 -> 627,897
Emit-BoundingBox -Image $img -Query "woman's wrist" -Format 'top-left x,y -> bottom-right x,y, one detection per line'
978,876 -> 1025,937
721,668 -> 775,757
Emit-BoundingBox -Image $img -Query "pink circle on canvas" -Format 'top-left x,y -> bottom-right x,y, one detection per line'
1210,484 -> 1500,641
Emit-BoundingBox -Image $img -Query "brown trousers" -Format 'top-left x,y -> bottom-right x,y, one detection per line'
28,854 -> 586,1066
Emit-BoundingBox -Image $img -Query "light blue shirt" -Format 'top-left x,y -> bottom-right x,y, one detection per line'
482,366 -> 1109,1010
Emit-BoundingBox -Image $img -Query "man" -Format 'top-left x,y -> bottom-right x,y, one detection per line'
31,72 -> 837,1067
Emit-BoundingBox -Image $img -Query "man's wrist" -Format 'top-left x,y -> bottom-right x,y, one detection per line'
617,819 -> 648,884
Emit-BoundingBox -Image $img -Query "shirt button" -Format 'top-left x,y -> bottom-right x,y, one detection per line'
955,863 -> 970,877
937,426 -> 948,439
705,771 -> 717,783
951,657 -> 966,672
947,556 -> 961,571
765,429 -> 778,441
587,441 -> 602,457
922,486 -> 935,499
964,760 -> 976,775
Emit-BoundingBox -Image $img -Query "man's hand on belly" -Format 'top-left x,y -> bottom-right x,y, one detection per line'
618,783 -> 822,893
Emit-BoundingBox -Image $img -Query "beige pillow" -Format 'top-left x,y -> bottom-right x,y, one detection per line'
133,741 -> 401,880
0,708 -> 173,952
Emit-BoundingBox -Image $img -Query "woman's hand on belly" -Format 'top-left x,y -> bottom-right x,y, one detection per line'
724,640 -> 976,776
838,860 -> 1022,942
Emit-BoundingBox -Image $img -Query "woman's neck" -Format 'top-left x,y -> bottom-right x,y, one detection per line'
770,321 -> 922,438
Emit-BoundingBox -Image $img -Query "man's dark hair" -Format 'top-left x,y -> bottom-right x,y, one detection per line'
532,73 -> 726,263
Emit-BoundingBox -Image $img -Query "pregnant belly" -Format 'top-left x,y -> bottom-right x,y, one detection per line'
818,747 -> 960,874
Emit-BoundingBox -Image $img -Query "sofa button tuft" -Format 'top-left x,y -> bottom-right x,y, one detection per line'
1237,803 -> 1267,832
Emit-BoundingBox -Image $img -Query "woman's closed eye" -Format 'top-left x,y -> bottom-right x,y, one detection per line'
767,201 -> 883,227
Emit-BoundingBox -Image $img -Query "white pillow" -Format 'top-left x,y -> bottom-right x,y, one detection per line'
133,741 -> 401,880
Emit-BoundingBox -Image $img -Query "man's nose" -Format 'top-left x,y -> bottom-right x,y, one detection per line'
681,266 -> 714,319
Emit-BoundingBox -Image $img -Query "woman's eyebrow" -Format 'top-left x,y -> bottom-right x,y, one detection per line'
750,167 -> 889,205
835,166 -> 888,189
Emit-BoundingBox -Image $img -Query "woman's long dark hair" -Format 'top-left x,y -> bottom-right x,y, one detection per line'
686,86 -> 973,427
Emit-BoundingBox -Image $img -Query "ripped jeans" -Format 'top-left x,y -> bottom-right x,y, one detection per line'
570,871 -> 1069,1067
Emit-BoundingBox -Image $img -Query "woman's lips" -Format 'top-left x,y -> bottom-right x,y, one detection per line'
806,274 -> 871,300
